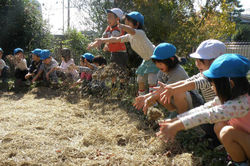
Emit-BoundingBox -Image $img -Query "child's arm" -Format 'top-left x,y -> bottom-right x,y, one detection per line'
84,59 -> 97,70
118,23 -> 136,35
46,67 -> 57,81
156,95 -> 249,142
156,119 -> 185,143
71,78 -> 83,88
177,95 -> 249,130
160,80 -> 195,104
32,70 -> 43,83
96,36 -> 122,44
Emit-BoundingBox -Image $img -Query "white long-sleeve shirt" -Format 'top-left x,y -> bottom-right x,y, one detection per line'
178,94 -> 250,133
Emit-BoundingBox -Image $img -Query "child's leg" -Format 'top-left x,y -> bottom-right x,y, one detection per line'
137,74 -> 146,95
1,66 -> 9,82
158,92 -> 189,114
148,73 -> 158,93
215,123 -> 250,162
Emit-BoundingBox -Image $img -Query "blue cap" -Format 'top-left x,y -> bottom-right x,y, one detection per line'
0,48 -> 3,53
81,53 -> 94,61
126,11 -> 144,26
14,48 -> 24,55
151,43 -> 176,60
31,48 -> 42,57
40,49 -> 51,60
203,54 -> 250,78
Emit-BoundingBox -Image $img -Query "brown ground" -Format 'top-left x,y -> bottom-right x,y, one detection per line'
0,87 -> 200,166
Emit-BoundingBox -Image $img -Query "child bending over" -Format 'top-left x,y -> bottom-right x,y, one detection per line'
93,11 -> 159,95
157,54 -> 250,166
134,43 -> 203,115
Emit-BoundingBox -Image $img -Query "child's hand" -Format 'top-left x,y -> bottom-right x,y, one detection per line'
156,119 -> 183,143
25,73 -> 32,80
103,44 -> 109,52
160,86 -> 174,104
54,66 -> 60,71
117,22 -> 124,30
133,95 -> 146,110
87,40 -> 101,50
6,55 -> 13,61
143,95 -> 158,114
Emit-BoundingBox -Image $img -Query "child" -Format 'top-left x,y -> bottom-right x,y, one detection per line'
134,43 -> 203,115
88,8 -> 128,87
156,54 -> 250,166
71,53 -> 96,87
0,48 -> 9,83
159,39 -> 226,104
94,11 -> 159,95
33,49 -> 58,84
7,48 -> 28,85
56,48 -> 79,82
153,39 -> 226,142
25,48 -> 42,82
89,56 -> 108,94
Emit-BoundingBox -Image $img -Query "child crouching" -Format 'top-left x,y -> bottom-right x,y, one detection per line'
35,49 -> 59,85
7,48 -> 28,87
0,48 -> 9,84
56,48 -> 79,83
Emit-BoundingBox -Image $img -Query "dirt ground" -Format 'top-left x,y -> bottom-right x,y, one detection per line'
0,87 -> 201,166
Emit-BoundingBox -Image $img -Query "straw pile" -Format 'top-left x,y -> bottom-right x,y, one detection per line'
0,87 -> 201,165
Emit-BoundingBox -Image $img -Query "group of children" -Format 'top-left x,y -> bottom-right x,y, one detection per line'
0,6 -> 249,166
0,47 -> 107,89
88,7 -> 250,166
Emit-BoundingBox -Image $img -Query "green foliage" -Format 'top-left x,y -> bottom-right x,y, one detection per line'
59,28 -> 104,65
232,24 -> 250,41
0,0 -> 53,55
182,58 -> 199,77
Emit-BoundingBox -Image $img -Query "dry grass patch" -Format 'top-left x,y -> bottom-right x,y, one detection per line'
0,87 -> 201,166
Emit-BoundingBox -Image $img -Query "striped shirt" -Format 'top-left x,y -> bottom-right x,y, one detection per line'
186,73 -> 216,102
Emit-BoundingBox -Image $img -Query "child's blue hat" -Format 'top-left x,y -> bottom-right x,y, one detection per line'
40,49 -> 51,60
126,11 -> 144,26
203,54 -> 250,78
14,48 -> 24,55
81,53 -> 94,61
151,43 -> 176,60
31,48 -> 42,57
0,48 -> 3,53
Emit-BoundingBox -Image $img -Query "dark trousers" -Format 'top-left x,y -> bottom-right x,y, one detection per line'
0,66 -> 9,82
15,69 -> 28,81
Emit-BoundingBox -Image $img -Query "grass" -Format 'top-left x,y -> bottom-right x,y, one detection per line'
0,81 -> 228,166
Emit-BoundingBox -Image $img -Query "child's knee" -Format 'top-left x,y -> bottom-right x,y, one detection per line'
214,122 -> 227,135
219,126 -> 235,143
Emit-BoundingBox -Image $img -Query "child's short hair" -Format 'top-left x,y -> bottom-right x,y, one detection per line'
93,56 -> 107,66
152,56 -> 180,71
61,48 -> 71,62
197,58 -> 214,64
125,15 -> 143,29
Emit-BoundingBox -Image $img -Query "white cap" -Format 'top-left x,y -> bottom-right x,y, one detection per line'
106,8 -> 123,20
190,39 -> 226,60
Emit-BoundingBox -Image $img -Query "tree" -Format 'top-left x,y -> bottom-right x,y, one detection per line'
71,0 -> 242,65
0,0 -> 53,55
